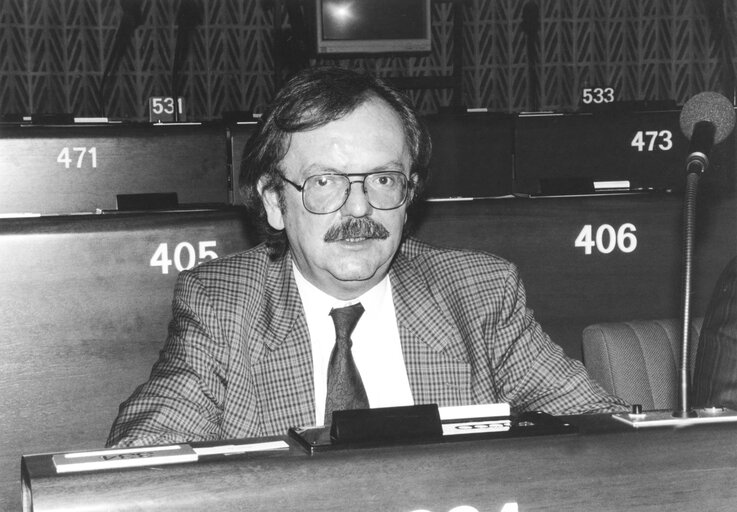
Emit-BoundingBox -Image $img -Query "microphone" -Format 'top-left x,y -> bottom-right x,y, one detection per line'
674,91 -> 735,419
679,91 -> 736,174
612,93 -> 737,427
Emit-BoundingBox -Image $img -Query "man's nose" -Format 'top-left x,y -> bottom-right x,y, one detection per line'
340,180 -> 373,216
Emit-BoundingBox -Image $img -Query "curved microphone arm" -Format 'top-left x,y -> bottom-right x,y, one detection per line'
675,171 -> 700,418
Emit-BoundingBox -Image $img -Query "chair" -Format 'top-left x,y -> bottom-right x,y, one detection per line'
582,318 -> 703,410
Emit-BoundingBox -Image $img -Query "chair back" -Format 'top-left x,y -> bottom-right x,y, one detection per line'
582,318 -> 703,410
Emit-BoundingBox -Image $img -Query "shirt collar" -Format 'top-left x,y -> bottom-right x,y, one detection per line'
291,262 -> 390,316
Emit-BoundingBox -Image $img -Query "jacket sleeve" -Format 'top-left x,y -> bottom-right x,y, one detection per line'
106,270 -> 229,447
489,263 -> 629,415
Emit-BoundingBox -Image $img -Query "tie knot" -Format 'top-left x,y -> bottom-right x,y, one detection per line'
330,303 -> 364,346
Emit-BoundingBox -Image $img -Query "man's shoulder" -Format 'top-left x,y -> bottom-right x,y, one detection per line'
181,242 -> 282,289
172,243 -> 290,318
192,243 -> 272,272
399,237 -> 514,275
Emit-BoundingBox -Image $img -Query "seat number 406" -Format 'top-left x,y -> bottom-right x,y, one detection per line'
574,224 -> 637,255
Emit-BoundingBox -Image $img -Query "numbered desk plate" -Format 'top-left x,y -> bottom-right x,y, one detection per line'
580,86 -> 616,107
149,96 -> 186,123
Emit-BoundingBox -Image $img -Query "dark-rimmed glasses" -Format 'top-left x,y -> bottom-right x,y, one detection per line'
280,172 -> 410,215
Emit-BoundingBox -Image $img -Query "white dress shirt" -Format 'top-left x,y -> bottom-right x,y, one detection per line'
292,264 -> 414,425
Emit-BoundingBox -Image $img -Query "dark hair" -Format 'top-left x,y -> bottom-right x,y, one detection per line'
239,66 -> 432,257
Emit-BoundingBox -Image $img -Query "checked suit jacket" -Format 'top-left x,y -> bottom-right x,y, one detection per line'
108,237 -> 626,447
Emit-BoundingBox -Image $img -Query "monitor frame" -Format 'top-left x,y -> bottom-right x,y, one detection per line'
315,0 -> 432,55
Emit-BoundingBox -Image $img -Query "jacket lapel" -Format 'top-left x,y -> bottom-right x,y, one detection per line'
248,252 -> 316,434
390,249 -> 473,406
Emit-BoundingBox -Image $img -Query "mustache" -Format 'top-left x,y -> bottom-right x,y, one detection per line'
324,217 -> 390,242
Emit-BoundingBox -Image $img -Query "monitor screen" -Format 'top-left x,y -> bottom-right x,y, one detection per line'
316,0 -> 431,54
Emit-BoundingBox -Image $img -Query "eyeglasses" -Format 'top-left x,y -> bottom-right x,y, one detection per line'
280,172 -> 411,215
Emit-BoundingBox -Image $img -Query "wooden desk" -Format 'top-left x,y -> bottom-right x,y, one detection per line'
21,415 -> 737,511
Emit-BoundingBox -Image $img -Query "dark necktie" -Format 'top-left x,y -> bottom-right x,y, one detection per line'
324,303 -> 369,424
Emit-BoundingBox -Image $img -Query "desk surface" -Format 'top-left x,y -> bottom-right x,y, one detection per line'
22,414 -> 737,512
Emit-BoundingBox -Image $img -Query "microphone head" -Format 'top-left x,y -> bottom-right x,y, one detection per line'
679,91 -> 736,145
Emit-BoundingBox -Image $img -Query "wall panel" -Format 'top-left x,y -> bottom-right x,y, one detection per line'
1,0 -> 734,119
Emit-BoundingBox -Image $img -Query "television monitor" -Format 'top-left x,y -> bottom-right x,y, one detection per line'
316,0 -> 431,55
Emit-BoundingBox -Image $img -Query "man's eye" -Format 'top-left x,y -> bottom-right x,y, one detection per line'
374,175 -> 395,187
314,176 -> 333,187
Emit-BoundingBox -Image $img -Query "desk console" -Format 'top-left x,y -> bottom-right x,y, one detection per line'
21,415 -> 737,511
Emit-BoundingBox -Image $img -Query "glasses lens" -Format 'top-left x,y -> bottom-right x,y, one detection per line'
365,172 -> 408,209
301,172 -> 409,214
302,174 -> 349,214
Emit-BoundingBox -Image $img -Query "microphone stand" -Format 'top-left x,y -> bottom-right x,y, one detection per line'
675,120 -> 715,417
675,170 -> 701,418
613,162 -> 737,426
611,94 -> 737,427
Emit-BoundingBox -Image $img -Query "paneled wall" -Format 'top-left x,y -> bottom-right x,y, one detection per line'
1,0 -> 735,119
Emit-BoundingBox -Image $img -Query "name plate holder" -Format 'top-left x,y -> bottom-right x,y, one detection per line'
288,404 -> 576,455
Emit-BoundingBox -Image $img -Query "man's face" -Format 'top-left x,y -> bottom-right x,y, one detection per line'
259,98 -> 413,300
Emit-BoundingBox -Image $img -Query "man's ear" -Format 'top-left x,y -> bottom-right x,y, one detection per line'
257,176 -> 285,230
408,173 -> 420,202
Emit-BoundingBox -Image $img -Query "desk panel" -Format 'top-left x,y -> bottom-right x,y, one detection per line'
21,416 -> 737,511
423,112 -> 514,199
415,194 -> 737,359
0,210 -> 257,511
0,123 -> 229,215
514,110 -> 736,197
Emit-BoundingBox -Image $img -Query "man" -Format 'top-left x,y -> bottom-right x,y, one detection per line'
108,67 -> 626,447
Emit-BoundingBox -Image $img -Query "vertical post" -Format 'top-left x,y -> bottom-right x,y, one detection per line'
450,0 -> 464,108
272,0 -> 284,89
